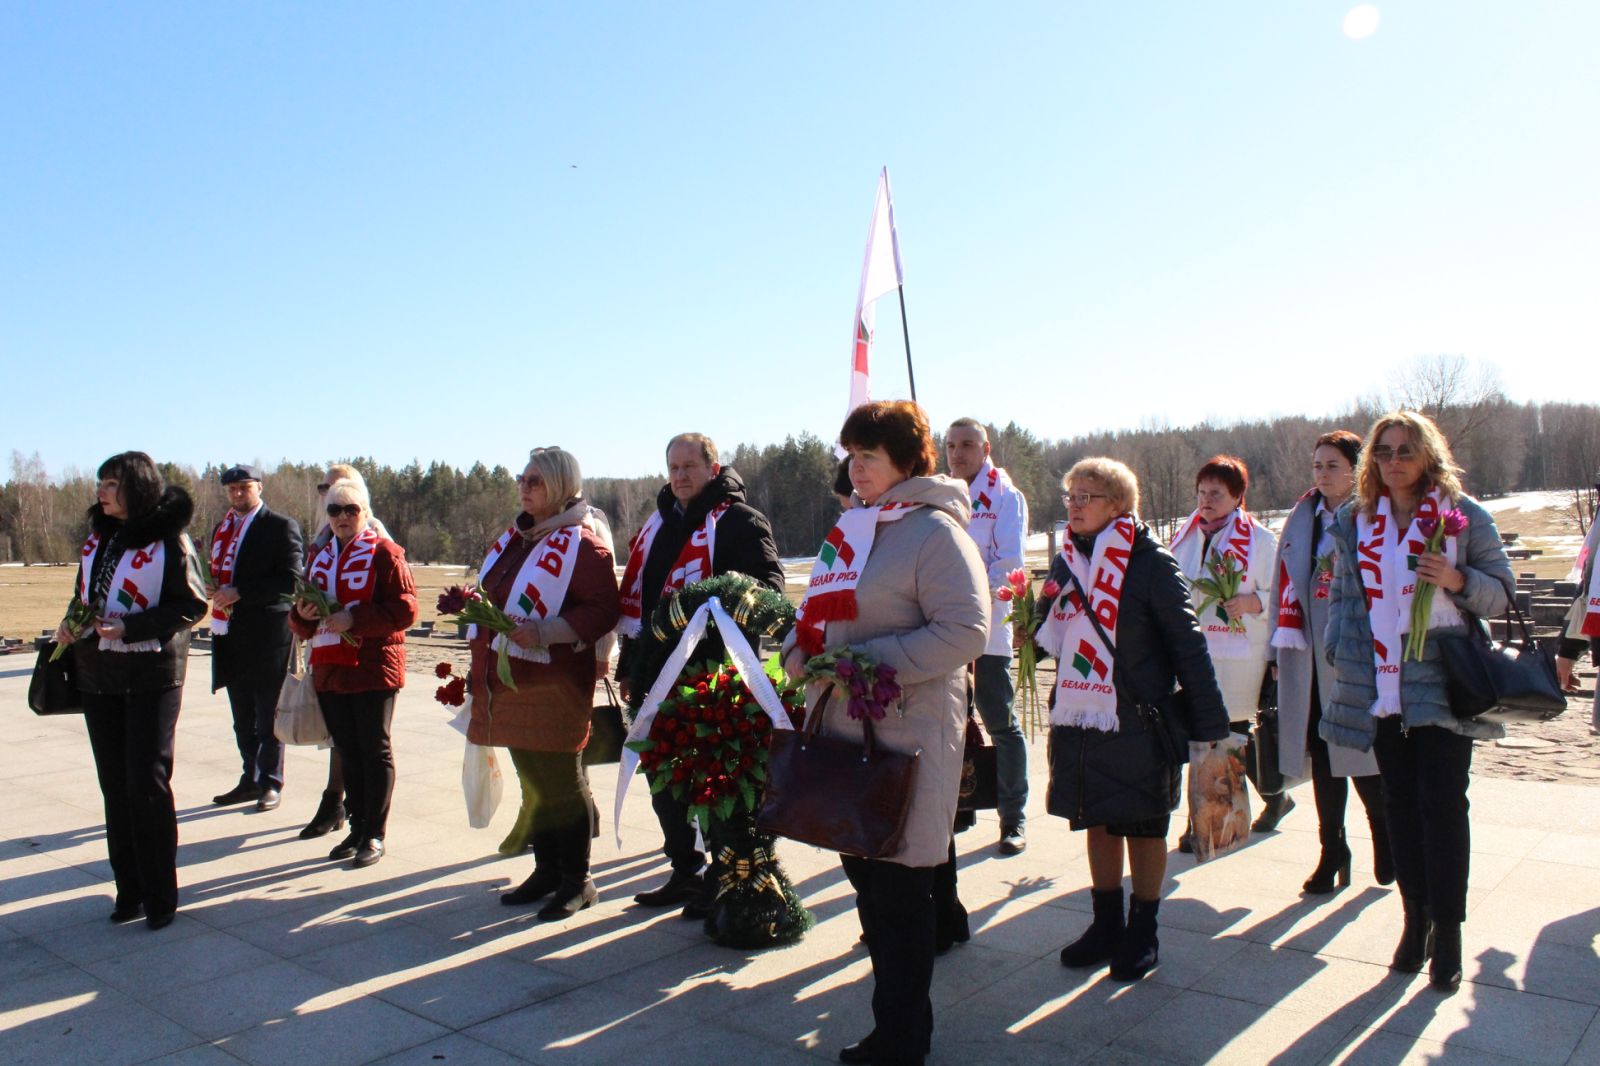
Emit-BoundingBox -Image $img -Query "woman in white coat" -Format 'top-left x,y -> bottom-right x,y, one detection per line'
1268,432 -> 1392,893
1170,455 -> 1287,840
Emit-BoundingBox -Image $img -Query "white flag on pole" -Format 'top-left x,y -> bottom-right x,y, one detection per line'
839,168 -> 904,456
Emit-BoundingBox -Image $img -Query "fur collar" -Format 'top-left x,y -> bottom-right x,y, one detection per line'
89,486 -> 195,545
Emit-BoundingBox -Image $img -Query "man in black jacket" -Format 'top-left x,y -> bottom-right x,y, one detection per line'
207,465 -> 305,812
616,432 -> 784,914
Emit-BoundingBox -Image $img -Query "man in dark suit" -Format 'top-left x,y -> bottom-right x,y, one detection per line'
207,465 -> 305,812
615,432 -> 785,915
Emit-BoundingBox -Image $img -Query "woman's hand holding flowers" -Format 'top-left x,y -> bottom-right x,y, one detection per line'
1414,552 -> 1465,592
508,619 -> 544,650
1221,592 -> 1263,621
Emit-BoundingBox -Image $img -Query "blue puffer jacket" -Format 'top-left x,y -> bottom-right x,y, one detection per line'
1320,493 -> 1513,750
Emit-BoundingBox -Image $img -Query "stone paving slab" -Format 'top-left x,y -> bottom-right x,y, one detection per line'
2,661 -> 1598,1064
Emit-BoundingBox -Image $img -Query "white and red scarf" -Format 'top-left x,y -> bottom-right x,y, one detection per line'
1170,508 -> 1263,660
1355,488 -> 1463,718
207,505 -> 259,635
615,500 -> 732,638
1272,495 -> 1340,651
77,532 -> 165,653
476,522 -> 585,664
305,524 -> 382,667
1035,516 -> 1137,732
967,461 -> 1016,524
793,501 -> 920,656
1573,521 -> 1600,638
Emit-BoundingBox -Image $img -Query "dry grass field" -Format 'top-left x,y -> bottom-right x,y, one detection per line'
0,562 -> 481,646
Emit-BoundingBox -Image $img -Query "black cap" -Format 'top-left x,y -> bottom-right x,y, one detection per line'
220,465 -> 263,485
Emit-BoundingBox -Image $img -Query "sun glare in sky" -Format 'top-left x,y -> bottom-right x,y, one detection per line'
1343,5 -> 1382,41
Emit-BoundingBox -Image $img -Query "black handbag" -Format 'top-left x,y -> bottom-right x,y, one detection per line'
957,712 -> 999,812
1244,672 -> 1286,796
1435,591 -> 1566,725
582,680 -> 628,766
756,687 -> 920,860
29,642 -> 84,716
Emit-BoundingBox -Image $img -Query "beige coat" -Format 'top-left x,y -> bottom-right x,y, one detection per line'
782,475 -> 990,868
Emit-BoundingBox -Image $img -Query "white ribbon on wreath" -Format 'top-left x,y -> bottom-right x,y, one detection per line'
613,595 -> 795,848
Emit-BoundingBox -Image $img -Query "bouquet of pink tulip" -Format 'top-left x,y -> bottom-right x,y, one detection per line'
998,568 -> 1057,738
803,648 -> 901,721
437,585 -> 518,690
1404,509 -> 1468,662
1191,553 -> 1247,633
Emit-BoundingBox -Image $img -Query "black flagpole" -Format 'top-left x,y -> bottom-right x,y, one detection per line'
897,283 -> 916,402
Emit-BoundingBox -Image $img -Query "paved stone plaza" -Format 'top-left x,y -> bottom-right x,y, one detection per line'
3,659 -> 1598,1065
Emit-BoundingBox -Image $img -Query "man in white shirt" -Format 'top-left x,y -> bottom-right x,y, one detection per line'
946,419 -> 1030,854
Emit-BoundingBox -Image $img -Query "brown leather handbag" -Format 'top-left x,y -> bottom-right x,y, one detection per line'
756,686 -> 921,860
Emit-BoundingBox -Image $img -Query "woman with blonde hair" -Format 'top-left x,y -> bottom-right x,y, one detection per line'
468,447 -> 621,920
297,463 -> 392,840
1321,411 -> 1513,992
288,478 -> 418,868
1040,457 -> 1229,981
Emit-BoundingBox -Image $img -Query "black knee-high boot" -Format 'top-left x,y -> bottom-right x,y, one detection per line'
538,824 -> 597,921
1392,898 -> 1435,973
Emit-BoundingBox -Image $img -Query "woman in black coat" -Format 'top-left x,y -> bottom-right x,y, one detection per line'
1037,457 -> 1230,981
54,452 -> 208,930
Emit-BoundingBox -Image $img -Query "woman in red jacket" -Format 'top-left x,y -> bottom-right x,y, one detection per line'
468,447 -> 621,920
289,478 -> 418,869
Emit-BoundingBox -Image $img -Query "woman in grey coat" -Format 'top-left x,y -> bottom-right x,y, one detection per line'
783,400 -> 989,1066
1268,430 -> 1391,894
1321,411 -> 1513,993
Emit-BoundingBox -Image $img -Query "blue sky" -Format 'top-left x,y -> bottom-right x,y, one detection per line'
4,2 -> 1596,480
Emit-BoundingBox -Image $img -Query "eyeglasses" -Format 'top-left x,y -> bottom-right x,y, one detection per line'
1371,444 -> 1418,464
326,503 -> 362,518
516,474 -> 544,489
316,483 -> 331,494
1195,488 -> 1232,502
1061,492 -> 1110,508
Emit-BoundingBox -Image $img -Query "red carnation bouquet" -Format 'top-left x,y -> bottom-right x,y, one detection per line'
437,585 -> 518,690
628,657 -> 806,835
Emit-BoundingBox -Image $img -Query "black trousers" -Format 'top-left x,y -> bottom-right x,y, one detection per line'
651,787 -> 704,877
1372,718 -> 1473,923
840,854 -> 935,1063
226,676 -> 286,790
319,689 -> 396,841
1307,676 -> 1384,838
83,687 -> 182,918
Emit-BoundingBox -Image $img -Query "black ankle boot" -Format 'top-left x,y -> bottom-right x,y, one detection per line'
1109,895 -> 1160,981
299,790 -> 346,840
1392,898 -> 1435,973
1429,921 -> 1462,991
1303,829 -> 1353,894
1061,887 -> 1124,968
1251,791 -> 1296,832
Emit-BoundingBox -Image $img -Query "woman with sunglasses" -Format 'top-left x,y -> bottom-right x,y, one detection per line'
296,464 -> 393,841
1321,411 -> 1512,992
467,448 -> 620,920
289,478 -> 418,868
1169,455 -> 1285,843
1040,459 -> 1229,982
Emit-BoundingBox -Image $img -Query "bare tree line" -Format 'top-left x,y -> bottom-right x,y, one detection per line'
5,357 -> 1596,564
